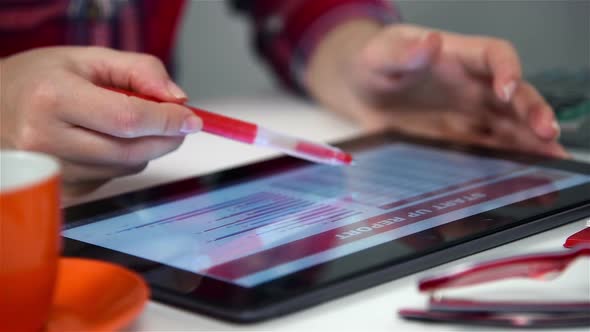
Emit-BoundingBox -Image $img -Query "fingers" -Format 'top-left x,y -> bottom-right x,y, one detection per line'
484,40 -> 522,103
447,34 -> 522,102
363,29 -> 439,72
358,29 -> 442,92
58,77 -> 202,138
62,162 -> 148,183
461,113 -> 567,158
60,158 -> 149,200
53,127 -> 184,192
475,115 -> 567,158
445,34 -> 559,142
50,126 -> 186,166
384,107 -> 567,159
77,47 -> 187,102
62,179 -> 110,199
386,108 -> 496,143
60,161 -> 148,191
511,82 -> 560,140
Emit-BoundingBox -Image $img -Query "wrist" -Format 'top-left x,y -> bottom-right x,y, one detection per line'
304,19 -> 381,115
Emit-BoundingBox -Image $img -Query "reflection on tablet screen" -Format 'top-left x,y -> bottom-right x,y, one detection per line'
63,143 -> 590,287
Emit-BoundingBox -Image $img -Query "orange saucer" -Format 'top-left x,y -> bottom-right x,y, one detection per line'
46,258 -> 150,332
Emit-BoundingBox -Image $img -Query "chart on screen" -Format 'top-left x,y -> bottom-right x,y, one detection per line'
64,144 -> 590,287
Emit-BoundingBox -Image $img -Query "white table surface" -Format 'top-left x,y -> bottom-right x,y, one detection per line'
65,92 -> 590,331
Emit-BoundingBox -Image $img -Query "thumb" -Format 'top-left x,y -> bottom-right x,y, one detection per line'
361,30 -> 442,89
78,47 -> 187,103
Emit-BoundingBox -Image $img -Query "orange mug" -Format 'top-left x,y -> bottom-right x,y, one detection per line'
0,151 -> 61,331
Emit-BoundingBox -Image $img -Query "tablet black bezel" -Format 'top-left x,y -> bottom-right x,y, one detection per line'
63,132 -> 590,322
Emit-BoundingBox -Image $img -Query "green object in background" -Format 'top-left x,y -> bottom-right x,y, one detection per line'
557,100 -> 590,148
529,68 -> 590,148
556,100 -> 590,122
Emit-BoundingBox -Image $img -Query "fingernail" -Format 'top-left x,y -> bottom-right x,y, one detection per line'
502,81 -> 516,102
552,120 -> 561,138
180,115 -> 202,134
167,81 -> 187,100
536,117 -> 559,140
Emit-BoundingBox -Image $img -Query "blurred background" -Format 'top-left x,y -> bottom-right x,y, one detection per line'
176,0 -> 589,99
176,0 -> 589,148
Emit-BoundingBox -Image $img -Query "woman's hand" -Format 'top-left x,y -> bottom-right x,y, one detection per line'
305,21 -> 567,158
1,47 -> 202,197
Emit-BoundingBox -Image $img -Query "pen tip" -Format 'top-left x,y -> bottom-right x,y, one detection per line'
336,152 -> 354,165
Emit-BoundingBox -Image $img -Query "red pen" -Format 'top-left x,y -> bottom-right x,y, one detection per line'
564,219 -> 590,248
104,87 -> 353,166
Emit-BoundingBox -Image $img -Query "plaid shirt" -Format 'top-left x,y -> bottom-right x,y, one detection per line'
0,0 -> 400,92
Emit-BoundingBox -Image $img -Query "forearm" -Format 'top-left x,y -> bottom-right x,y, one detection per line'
232,0 -> 399,93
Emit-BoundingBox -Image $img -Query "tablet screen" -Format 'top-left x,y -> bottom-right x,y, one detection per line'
63,143 -> 590,287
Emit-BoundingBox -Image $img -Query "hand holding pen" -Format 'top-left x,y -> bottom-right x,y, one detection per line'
1,48 -> 210,197
1,47 -> 352,200
104,87 -> 354,166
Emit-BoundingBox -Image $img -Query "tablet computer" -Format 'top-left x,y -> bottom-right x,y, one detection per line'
62,132 -> 590,323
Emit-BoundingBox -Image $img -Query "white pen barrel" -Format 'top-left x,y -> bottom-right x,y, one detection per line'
253,127 -> 346,165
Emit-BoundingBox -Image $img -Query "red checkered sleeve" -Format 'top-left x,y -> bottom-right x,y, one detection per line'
232,0 -> 401,94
